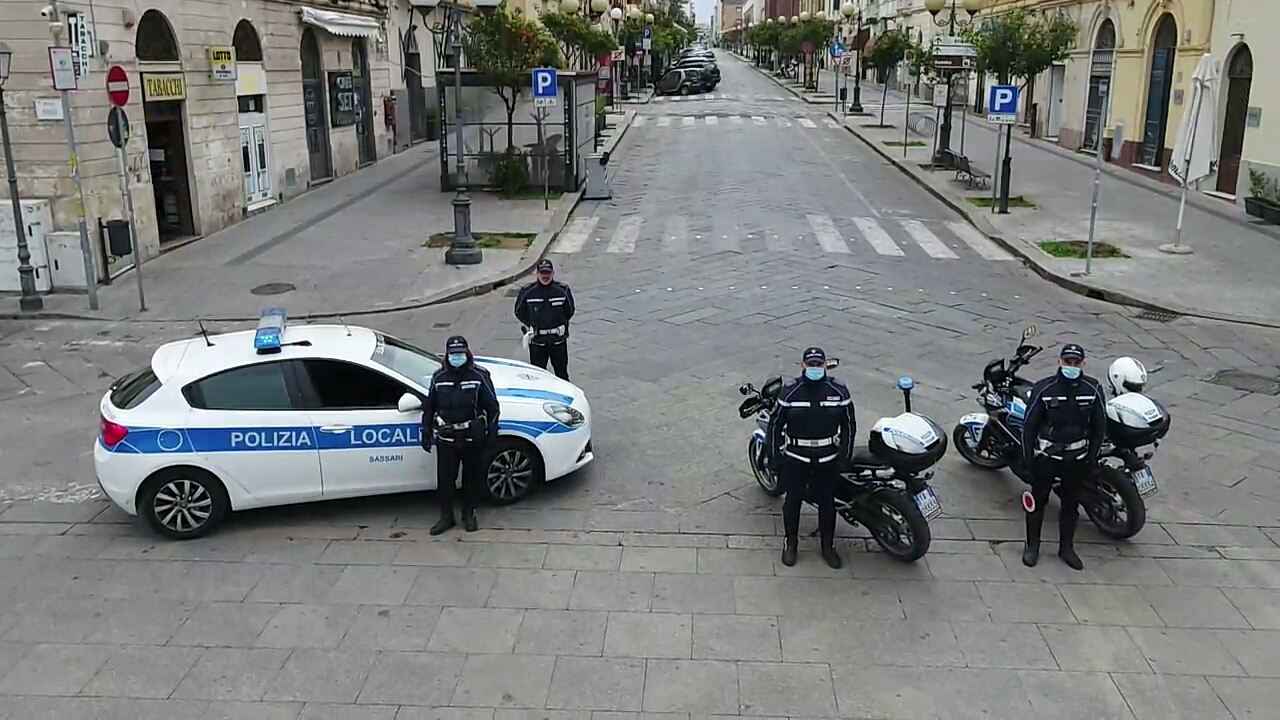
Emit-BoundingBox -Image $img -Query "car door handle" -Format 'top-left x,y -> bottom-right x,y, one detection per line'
319,425 -> 352,433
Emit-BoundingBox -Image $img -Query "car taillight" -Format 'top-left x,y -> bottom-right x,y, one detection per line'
100,416 -> 129,447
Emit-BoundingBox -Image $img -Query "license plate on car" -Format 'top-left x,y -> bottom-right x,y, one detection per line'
912,488 -> 943,521
1132,467 -> 1159,498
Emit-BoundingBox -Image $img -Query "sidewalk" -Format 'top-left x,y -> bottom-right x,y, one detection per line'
736,54 -> 1280,327
4,111 -> 635,323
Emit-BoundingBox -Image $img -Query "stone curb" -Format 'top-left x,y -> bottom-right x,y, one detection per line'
737,58 -> 1280,329
2,111 -> 638,325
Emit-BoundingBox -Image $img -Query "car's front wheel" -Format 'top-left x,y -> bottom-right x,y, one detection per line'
137,467 -> 230,540
484,437 -> 544,505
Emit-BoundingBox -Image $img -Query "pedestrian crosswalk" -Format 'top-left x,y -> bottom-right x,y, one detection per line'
653,93 -> 800,102
634,114 -> 842,130
551,213 -> 1016,262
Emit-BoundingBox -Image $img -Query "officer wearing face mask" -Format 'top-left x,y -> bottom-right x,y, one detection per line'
768,347 -> 855,569
1020,343 -> 1106,570
514,259 -> 576,380
422,336 -> 501,535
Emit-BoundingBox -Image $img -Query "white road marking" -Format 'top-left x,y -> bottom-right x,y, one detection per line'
552,215 -> 599,253
807,214 -> 850,254
776,117 -> 792,127
632,115 -> 647,127
705,115 -> 719,125
657,116 -> 672,126
824,117 -> 840,128
946,221 -> 1015,260
900,219 -> 960,259
730,115 -> 744,124
798,118 -> 817,128
752,116 -> 767,125
853,217 -> 904,256
682,116 -> 696,126
607,216 -> 642,253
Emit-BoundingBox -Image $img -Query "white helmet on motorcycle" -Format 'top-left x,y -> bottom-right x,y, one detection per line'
1108,357 -> 1148,395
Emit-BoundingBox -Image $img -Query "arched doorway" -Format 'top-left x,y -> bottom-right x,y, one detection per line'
234,20 -> 271,206
300,29 -> 332,181
1216,44 -> 1253,195
137,9 -> 196,242
403,30 -> 427,143
352,40 -> 376,165
1139,14 -> 1178,167
1083,19 -> 1115,152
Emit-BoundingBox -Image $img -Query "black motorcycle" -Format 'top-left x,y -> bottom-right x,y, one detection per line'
738,366 -> 947,563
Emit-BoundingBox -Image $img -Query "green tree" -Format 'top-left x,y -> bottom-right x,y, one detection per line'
962,8 -> 1076,85
865,28 -> 912,125
541,12 -> 617,70
464,2 -> 561,152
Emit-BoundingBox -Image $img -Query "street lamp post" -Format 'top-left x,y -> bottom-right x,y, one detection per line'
924,0 -> 982,167
443,0 -> 481,265
610,5 -> 623,104
0,43 -> 41,311
840,2 -> 863,113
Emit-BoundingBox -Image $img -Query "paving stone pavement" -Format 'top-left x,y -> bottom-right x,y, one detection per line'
2,56 -> 1280,718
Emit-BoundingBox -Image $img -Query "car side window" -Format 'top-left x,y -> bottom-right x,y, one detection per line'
301,359 -> 408,410
662,71 -> 680,86
186,362 -> 295,411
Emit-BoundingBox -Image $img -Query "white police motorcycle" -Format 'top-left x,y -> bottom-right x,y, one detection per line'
738,362 -> 947,563
952,326 -> 1170,540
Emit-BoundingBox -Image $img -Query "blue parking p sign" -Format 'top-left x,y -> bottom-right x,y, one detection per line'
532,67 -> 557,108
987,84 -> 1018,125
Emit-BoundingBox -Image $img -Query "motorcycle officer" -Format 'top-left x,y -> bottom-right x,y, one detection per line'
514,259 -> 576,380
768,347 -> 855,569
1020,343 -> 1106,570
422,336 -> 501,536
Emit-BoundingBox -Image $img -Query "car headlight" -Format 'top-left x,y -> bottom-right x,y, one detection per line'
543,402 -> 585,427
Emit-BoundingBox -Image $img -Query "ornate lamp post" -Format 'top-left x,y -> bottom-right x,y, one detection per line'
0,42 -> 41,311
610,5 -> 623,102
441,0 -> 481,265
924,0 -> 983,167
840,2 -> 863,113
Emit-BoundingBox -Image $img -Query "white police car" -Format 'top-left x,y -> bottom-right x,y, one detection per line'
94,309 -> 593,539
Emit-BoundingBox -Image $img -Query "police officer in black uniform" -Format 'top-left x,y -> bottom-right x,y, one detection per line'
768,347 -> 856,569
423,336 -> 501,536
1020,343 -> 1106,570
514,259 -> 576,380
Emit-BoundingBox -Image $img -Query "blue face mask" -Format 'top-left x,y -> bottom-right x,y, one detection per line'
447,353 -> 467,368
804,367 -> 825,381
1060,366 -> 1081,380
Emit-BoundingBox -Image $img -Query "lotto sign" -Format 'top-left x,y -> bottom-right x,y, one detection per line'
987,84 -> 1018,125
532,67 -> 557,108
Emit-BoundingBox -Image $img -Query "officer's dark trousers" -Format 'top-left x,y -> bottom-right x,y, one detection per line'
1026,455 -> 1085,544
782,460 -> 837,546
530,341 -> 570,381
436,441 -> 484,515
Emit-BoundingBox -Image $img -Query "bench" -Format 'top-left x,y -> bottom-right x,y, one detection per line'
952,154 -> 992,189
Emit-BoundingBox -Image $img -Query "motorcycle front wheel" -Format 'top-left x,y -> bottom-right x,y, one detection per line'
862,490 -> 932,563
952,423 -> 1010,470
1082,464 -> 1147,540
748,437 -> 784,497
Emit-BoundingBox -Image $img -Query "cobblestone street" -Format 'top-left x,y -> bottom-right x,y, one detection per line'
1,55 -> 1280,718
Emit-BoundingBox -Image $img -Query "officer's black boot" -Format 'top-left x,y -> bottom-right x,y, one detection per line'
819,516 -> 842,569
1022,509 -> 1043,567
462,505 -> 478,533
1057,512 -> 1084,571
430,510 -> 455,536
781,537 -> 798,567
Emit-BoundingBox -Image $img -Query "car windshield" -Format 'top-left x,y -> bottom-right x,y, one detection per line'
371,333 -> 441,387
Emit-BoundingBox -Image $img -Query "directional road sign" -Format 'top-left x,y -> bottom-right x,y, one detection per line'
107,65 -> 130,106
830,41 -> 844,58
532,67 -> 557,108
987,84 -> 1018,125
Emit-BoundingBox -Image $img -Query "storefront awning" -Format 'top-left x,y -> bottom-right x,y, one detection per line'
299,7 -> 381,39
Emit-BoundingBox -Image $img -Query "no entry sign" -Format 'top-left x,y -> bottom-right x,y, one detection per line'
106,65 -> 129,106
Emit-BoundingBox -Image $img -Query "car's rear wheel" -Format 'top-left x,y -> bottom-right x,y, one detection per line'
680,85 -> 692,95
484,437 -> 543,505
137,467 -> 229,540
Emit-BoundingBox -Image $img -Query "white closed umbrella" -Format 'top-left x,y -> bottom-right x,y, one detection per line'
1163,52 -> 1220,254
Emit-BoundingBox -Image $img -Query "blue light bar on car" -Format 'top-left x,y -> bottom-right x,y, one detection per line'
254,307 -> 287,354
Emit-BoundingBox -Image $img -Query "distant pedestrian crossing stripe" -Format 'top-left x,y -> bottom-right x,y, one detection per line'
633,114 -> 831,129
551,214 -> 1016,261
654,93 -> 800,102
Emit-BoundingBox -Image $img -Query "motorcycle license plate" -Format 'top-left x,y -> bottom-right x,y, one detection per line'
1132,467 -> 1159,498
912,488 -> 943,521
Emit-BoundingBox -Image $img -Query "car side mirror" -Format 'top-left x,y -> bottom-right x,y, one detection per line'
397,393 -> 423,413
826,358 -> 840,369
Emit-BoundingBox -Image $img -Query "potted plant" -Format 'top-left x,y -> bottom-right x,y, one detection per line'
1262,178 -> 1280,225
1245,168 -> 1267,218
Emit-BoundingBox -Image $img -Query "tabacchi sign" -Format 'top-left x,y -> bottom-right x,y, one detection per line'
142,73 -> 187,102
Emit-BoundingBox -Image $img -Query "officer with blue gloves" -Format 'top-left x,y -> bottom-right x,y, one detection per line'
423,336 -> 501,535
768,347 -> 855,569
1021,343 -> 1106,570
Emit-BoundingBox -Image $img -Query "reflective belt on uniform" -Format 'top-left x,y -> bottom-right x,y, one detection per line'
788,436 -> 838,448
1036,437 -> 1087,459
536,325 -> 566,336
783,434 -> 840,463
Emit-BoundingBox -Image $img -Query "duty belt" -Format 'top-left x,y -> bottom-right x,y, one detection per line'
535,325 -> 566,336
787,436 -> 838,448
1036,437 -> 1087,459
436,418 -> 473,430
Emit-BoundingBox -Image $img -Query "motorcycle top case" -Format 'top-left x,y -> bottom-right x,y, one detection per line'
868,412 -> 948,474
1105,392 -> 1170,448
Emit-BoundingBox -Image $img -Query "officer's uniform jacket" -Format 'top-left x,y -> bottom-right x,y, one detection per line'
768,376 -> 856,464
1022,373 -> 1106,463
514,281 -> 576,346
421,363 -> 500,446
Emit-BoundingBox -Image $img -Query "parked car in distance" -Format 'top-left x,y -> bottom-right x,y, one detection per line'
656,68 -> 711,95
671,59 -> 719,90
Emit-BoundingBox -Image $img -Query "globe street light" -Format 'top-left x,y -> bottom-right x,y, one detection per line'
799,11 -> 810,21
0,41 -> 41,310
610,5 -> 624,103
443,0 -> 481,265
560,0 -> 580,13
925,0 -> 983,167
841,1 -> 863,113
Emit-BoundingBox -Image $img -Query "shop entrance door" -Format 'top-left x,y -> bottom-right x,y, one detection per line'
142,99 -> 196,242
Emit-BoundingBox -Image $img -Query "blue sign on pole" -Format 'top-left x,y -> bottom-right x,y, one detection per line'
642,27 -> 651,40
987,84 -> 1019,124
532,67 -> 557,107
829,41 -> 844,58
